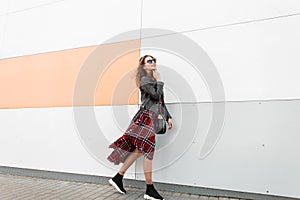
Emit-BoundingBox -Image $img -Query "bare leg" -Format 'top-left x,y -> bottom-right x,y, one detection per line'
144,157 -> 153,184
119,148 -> 142,175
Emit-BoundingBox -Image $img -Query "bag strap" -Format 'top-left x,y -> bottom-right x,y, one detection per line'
158,97 -> 166,119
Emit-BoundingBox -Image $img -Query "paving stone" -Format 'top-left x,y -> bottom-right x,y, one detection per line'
199,196 -> 209,200
0,173 -> 252,200
219,197 -> 230,200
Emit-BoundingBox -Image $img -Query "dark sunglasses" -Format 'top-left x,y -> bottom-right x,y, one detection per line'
145,58 -> 156,64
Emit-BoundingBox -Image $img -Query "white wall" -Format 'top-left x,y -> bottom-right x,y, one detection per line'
0,106 -> 138,179
0,0 -> 142,58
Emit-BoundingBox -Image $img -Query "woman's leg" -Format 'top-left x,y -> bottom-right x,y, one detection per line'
143,157 -> 152,184
143,157 -> 164,199
109,148 -> 142,194
119,148 -> 143,175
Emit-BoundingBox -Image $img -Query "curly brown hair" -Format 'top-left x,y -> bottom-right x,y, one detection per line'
134,55 -> 156,87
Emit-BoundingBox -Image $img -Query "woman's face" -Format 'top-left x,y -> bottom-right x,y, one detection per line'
143,56 -> 156,73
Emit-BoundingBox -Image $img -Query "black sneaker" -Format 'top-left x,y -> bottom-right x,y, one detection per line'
108,173 -> 126,194
144,184 -> 164,200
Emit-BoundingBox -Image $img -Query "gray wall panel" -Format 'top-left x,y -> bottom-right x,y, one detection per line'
135,100 -> 300,198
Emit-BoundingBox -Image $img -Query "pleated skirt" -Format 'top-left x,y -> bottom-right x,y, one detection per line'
107,108 -> 158,165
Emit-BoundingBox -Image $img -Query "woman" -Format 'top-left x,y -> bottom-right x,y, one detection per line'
107,55 -> 174,200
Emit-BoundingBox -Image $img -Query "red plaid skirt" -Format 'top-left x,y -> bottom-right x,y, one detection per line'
107,108 -> 158,165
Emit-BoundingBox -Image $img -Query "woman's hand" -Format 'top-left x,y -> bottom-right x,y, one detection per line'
167,118 -> 173,130
152,69 -> 160,81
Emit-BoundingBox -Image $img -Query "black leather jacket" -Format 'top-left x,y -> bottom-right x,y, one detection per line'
139,75 -> 172,121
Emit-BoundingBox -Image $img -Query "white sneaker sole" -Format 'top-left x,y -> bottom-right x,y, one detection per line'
108,178 -> 125,194
144,194 -> 164,200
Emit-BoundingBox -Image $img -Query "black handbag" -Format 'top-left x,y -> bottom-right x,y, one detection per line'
135,97 -> 167,134
153,99 -> 167,134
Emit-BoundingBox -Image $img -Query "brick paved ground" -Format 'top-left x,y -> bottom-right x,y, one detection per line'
0,173 -> 251,200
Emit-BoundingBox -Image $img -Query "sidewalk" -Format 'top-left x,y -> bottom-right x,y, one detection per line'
0,173 -> 249,200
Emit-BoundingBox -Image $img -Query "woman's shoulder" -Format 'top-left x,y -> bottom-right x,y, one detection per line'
140,75 -> 156,85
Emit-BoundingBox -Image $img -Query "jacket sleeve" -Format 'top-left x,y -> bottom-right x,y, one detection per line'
140,76 -> 164,101
162,94 -> 172,121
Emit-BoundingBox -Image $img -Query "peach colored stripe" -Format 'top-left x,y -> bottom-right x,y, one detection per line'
0,40 -> 140,108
